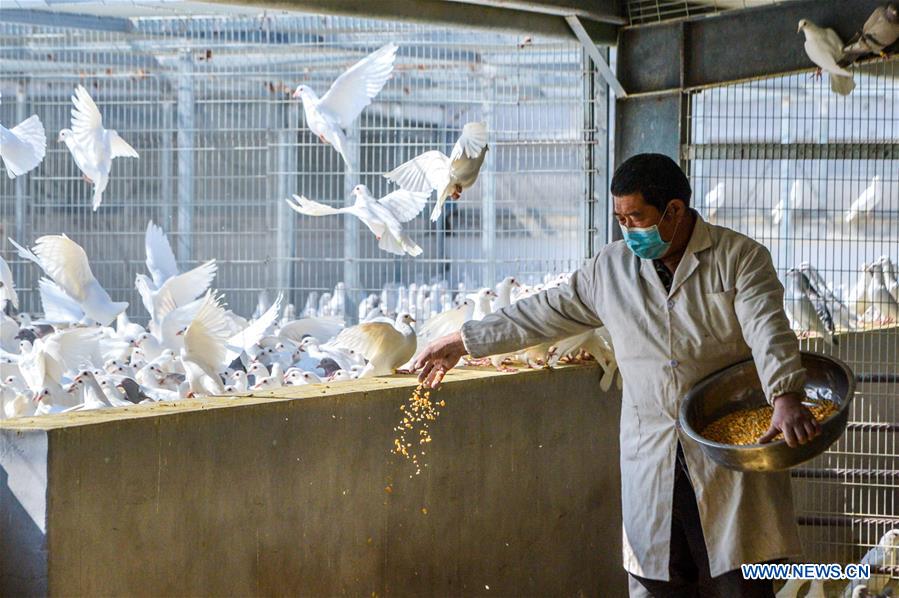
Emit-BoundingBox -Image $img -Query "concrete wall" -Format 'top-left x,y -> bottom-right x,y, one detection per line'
1,365 -> 627,597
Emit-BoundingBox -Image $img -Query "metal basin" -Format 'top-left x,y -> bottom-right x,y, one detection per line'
679,351 -> 855,472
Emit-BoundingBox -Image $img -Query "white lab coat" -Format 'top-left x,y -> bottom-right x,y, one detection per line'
461,213 -> 805,581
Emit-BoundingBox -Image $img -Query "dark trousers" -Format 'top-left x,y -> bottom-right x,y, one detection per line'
630,443 -> 776,598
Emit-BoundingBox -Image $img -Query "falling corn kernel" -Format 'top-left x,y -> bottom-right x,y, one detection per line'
392,383 -> 447,474
421,507 -> 428,515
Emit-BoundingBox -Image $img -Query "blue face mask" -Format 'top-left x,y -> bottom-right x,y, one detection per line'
620,205 -> 677,260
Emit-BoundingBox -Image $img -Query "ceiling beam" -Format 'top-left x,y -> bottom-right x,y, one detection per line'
440,0 -> 626,24
0,8 -> 134,32
203,0 -> 619,44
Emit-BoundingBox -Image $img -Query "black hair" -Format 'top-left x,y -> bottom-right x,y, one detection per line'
610,153 -> 692,213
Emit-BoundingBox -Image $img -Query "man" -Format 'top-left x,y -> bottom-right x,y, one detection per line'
413,154 -> 821,597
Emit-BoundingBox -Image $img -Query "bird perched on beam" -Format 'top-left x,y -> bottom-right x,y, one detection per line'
842,3 -> 899,64
798,19 -> 856,96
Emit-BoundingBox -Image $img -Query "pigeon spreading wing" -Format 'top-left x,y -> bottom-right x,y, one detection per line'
145,221 -> 179,288
377,189 -> 430,223
183,292 -> 231,375
285,194 -> 351,217
449,121 -> 489,162
38,278 -> 85,324
279,316 -> 346,344
1,113 -> 46,179
335,320 -> 403,362
225,293 -> 283,363
319,43 -> 398,130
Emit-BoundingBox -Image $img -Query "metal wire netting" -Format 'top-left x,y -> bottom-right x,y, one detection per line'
686,61 -> 899,571
0,13 -> 607,323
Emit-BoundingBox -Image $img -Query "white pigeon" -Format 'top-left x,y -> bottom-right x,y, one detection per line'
777,579 -> 825,598
772,179 -> 818,225
841,529 -> 899,597
468,288 -> 498,321
10,235 -> 128,326
135,259 -> 217,322
414,298 -> 474,352
224,293 -> 283,365
292,43 -> 397,170
17,327 -> 99,395
384,121 -> 489,221
701,182 -> 726,219
58,85 -> 139,211
866,262 -> 899,324
0,255 -> 18,310
0,96 -> 46,179
144,220 -> 179,289
845,175 -> 883,223
881,256 -> 899,302
179,292 -> 230,397
278,316 -> 345,345
849,262 -> 873,317
285,184 -> 429,256
333,312 -> 416,378
798,19 -> 856,96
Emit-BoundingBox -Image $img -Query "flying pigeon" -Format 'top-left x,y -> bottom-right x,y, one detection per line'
384,121 -> 489,221
842,3 -> 899,63
333,312 -> 416,378
285,184 -> 429,256
58,85 -> 139,211
9,235 -> 128,326
292,43 -> 397,170
0,255 -> 18,310
784,268 -> 837,344
798,19 -> 856,96
0,95 -> 46,179
845,175 -> 883,223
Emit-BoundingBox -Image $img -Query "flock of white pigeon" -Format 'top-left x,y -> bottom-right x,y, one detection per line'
0,220 -> 619,419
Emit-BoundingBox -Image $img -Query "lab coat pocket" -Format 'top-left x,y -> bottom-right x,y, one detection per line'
703,288 -> 741,345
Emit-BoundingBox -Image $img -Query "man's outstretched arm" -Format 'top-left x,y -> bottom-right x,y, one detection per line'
414,256 -> 605,387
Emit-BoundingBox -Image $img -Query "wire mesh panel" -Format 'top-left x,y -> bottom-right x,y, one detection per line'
686,61 -> 899,572
0,12 -> 606,323
624,0 -> 787,25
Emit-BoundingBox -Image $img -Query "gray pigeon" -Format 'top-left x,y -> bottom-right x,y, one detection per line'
842,3 -> 899,63
785,268 -> 838,345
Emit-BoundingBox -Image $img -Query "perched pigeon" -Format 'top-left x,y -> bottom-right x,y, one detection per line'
849,262 -> 873,317
784,268 -> 837,344
285,184 -> 429,256
702,182 -> 725,219
10,235 -> 128,326
772,179 -> 818,225
866,261 -> 899,323
0,255 -> 18,310
58,85 -> 139,211
799,262 -> 857,331
0,95 -> 46,179
292,43 -> 397,170
881,256 -> 899,301
384,121 -> 489,221
333,312 -> 416,378
845,175 -> 883,223
842,3 -> 899,62
798,19 -> 856,96
841,529 -> 899,597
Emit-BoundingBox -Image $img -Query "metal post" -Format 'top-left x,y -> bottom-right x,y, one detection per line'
342,121 -> 360,303
14,86 -> 27,244
275,102 -> 298,299
176,53 -> 194,262
481,77 -> 497,288
778,94 -> 793,275
159,100 -> 174,231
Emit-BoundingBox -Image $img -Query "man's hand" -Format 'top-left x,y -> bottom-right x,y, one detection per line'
411,331 -> 468,389
758,393 -> 822,447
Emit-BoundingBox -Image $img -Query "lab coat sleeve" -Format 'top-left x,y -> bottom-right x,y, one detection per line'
733,243 -> 807,403
459,255 -> 604,358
